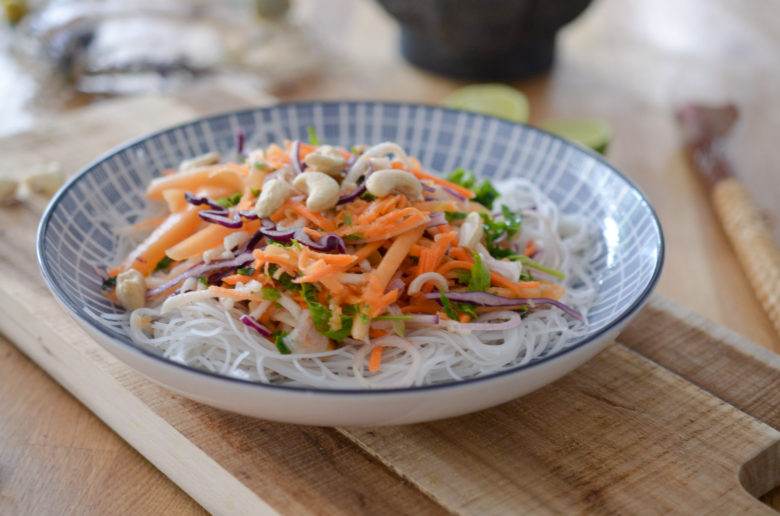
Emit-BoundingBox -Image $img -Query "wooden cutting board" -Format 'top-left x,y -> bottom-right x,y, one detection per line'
2,94 -> 779,514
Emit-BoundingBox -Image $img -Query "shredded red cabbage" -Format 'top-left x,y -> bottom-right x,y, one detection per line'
240,315 -> 272,338
236,128 -> 245,156
422,291 -> 584,322
146,253 -> 254,297
337,183 -> 366,204
184,191 -> 225,210
200,209 -> 244,229
290,140 -> 304,175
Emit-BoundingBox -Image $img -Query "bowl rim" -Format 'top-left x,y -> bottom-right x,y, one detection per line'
36,100 -> 665,397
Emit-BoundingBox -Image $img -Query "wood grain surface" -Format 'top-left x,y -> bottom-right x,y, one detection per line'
1,0 -> 780,513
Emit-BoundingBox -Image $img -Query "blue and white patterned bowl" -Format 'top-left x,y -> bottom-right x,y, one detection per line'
37,102 -> 663,426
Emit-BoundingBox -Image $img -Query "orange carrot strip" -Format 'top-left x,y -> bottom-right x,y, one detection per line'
350,240 -> 387,265
374,226 -> 426,291
368,346 -> 384,372
408,169 -> 475,199
436,260 -> 475,276
207,285 -> 265,304
166,219 -> 261,262
287,201 -> 337,231
121,206 -> 203,275
145,168 -> 245,200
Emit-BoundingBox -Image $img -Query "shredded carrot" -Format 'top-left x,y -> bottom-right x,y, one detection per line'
207,285 -> 265,304
287,201 -> 337,231
408,168 -> 475,199
368,345 -> 384,372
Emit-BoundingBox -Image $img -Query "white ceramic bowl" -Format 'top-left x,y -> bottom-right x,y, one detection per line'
38,102 -> 664,426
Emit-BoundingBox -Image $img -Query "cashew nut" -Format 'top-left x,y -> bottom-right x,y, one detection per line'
254,178 -> 291,217
303,145 -> 347,177
116,269 -> 147,311
458,211 -> 484,250
365,169 -> 423,201
179,151 -> 221,172
292,171 -> 340,212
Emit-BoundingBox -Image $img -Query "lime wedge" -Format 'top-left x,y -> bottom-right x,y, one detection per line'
538,118 -> 613,154
443,84 -> 530,124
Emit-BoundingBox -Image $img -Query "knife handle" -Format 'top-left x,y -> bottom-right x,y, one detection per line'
711,177 -> 780,337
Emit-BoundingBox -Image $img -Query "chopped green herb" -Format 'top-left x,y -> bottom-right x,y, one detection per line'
344,234 -> 363,241
236,266 -> 255,276
254,162 -> 269,170
307,126 -> 320,146
272,330 -> 291,354
262,286 -> 281,301
447,167 -> 477,189
473,180 -> 499,209
301,283 -> 353,341
198,276 -> 209,286
439,288 -> 459,320
467,252 -> 491,292
455,302 -> 478,319
512,255 -> 565,279
456,269 -> 471,285
480,206 -> 522,258
519,270 -> 534,282
344,214 -> 352,226
154,256 -> 173,272
374,315 -> 413,321
290,239 -> 302,250
277,272 -> 300,292
101,275 -> 117,290
250,188 -> 260,197
216,192 -> 242,208
360,191 -> 377,201
444,211 -> 468,222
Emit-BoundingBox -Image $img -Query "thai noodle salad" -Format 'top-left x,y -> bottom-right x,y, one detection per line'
100,134 -> 596,388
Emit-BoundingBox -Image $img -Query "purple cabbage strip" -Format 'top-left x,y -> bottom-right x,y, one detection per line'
422,291 -> 584,322
184,191 -> 226,211
337,183 -> 366,204
236,128 -> 245,156
290,140 -> 304,175
146,253 -> 254,298
200,209 -> 244,229
427,212 -> 447,227
421,183 -> 435,192
240,315 -> 272,338
292,228 -> 347,253
442,186 -> 467,201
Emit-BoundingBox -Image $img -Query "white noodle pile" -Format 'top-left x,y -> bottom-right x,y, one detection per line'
101,177 -> 599,389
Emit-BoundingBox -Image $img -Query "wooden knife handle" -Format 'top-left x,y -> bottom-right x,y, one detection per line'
711,177 -> 780,337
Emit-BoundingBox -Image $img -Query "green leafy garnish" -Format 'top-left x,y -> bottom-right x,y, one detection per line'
307,126 -> 320,146
262,286 -> 281,301
480,205 -> 522,258
236,267 -> 255,276
272,330 -> 291,354
344,234 -> 363,241
447,167 -> 477,189
473,180 -> 499,209
444,211 -> 468,222
512,255 -> 565,279
101,275 -> 116,290
154,256 -> 173,272
198,276 -> 209,286
277,272 -> 301,292
216,192 -> 242,208
374,315 -> 413,321
254,162 -> 269,170
345,214 -> 352,226
301,283 -> 353,342
456,269 -> 471,285
439,288 -> 459,320
455,302 -> 478,319
360,191 -> 377,201
250,188 -> 260,197
467,252 -> 491,292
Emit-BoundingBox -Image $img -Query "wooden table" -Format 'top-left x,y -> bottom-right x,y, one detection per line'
1,0 -> 778,513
